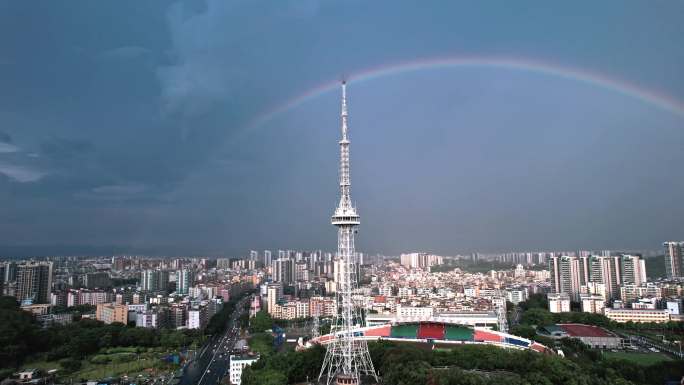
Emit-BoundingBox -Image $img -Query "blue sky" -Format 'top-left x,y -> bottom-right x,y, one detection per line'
0,0 -> 683,256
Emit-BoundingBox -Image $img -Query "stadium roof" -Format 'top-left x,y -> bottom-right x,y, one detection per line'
558,324 -> 613,338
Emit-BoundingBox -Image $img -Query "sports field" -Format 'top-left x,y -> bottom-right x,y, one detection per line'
603,351 -> 672,365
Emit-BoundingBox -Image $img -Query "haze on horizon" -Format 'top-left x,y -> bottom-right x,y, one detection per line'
0,1 -> 683,257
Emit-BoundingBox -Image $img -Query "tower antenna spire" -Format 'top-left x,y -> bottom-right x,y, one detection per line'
319,82 -> 377,385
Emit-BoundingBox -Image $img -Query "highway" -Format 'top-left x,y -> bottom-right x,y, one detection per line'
179,295 -> 251,385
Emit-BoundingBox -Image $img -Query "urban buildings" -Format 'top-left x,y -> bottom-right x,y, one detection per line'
83,272 -> 111,289
664,241 -> 684,278
272,258 -> 294,284
136,310 -> 160,328
176,269 -> 193,295
603,308 -> 671,323
548,293 -> 571,313
540,324 -> 621,349
96,303 -> 129,324
187,307 -> 208,329
16,262 -> 53,304
140,269 -> 170,292
549,254 -> 647,302
620,255 -> 647,285
549,256 -> 583,301
229,354 -> 259,385
400,253 -> 444,269
580,294 -> 605,314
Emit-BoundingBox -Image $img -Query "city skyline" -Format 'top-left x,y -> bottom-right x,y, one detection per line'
1,2 -> 683,385
1,1 -> 684,255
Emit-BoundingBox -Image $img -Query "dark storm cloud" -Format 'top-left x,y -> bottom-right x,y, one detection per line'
0,132 -> 12,143
0,143 -> 19,154
0,0 -> 683,255
99,46 -> 152,60
40,137 -> 94,160
0,163 -> 45,183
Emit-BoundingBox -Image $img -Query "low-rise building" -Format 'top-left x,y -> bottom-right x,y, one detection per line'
547,293 -> 570,313
36,313 -> 73,329
20,303 -> 51,316
540,324 -> 620,349
136,311 -> 159,328
666,298 -> 682,315
603,308 -> 670,323
396,305 -> 434,319
366,311 -> 498,328
229,354 -> 259,385
96,303 -> 129,324
580,294 -> 605,314
505,287 -> 528,305
187,306 -> 208,329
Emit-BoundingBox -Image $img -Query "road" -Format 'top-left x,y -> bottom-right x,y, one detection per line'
179,295 -> 251,385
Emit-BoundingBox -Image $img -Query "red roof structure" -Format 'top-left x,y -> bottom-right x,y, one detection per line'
559,324 -> 612,338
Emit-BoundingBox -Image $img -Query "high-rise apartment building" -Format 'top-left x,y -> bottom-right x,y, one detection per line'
400,253 -> 443,269
664,241 -> 683,278
588,256 -> 621,300
266,283 -> 282,314
4,262 -> 17,283
187,306 -> 208,329
15,262 -> 53,304
140,270 -> 170,292
264,250 -> 272,267
176,269 -> 193,295
83,272 -> 111,289
548,293 -> 571,313
620,255 -> 647,285
272,258 -> 294,284
549,256 -> 582,301
0,264 -> 5,295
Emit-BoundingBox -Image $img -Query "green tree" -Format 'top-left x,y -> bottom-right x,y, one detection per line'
249,311 -> 273,333
241,367 -> 287,385
0,296 -> 20,310
59,357 -> 82,373
509,324 -> 537,340
519,308 -> 554,327
518,293 -> 548,311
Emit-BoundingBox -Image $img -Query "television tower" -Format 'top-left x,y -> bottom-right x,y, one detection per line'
319,81 -> 377,385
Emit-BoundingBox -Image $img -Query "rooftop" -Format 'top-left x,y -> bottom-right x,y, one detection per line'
559,324 -> 613,338
230,353 -> 259,362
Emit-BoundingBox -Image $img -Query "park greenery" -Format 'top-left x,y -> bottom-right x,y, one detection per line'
241,344 -> 324,385
514,294 -> 684,339
249,310 -> 275,333
0,294 -> 200,380
241,293 -> 683,385
0,290 -> 253,381
242,339 -> 683,385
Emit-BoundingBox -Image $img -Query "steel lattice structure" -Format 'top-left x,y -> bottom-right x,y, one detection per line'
319,82 -> 377,385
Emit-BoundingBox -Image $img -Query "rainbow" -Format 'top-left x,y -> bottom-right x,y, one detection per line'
248,55 -> 684,129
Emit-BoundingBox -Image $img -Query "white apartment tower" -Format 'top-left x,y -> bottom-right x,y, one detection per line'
664,241 -> 683,278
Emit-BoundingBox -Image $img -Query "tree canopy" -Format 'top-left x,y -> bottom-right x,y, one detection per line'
242,340 -> 684,385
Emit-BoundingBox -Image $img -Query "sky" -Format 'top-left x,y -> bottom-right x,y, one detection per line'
0,0 -> 683,257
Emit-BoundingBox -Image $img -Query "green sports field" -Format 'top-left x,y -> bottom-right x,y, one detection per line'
603,351 -> 673,365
